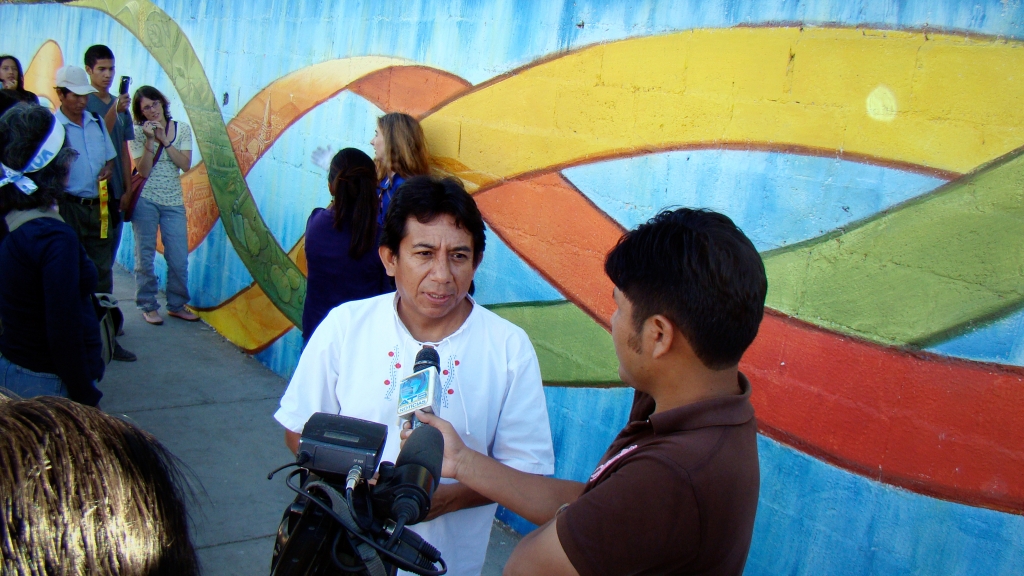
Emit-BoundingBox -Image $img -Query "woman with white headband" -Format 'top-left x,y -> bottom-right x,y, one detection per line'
0,104 -> 105,406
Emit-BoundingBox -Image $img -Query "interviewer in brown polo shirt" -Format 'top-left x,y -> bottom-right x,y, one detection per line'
406,207 -> 767,575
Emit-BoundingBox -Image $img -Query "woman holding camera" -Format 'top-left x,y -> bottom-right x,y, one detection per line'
127,85 -> 198,325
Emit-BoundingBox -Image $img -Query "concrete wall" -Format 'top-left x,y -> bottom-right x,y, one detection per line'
3,0 -> 1023,573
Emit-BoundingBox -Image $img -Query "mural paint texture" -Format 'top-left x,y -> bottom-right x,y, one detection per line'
3,0 -> 1023,573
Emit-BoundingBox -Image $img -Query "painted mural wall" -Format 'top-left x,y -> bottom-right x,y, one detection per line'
3,0 -> 1023,573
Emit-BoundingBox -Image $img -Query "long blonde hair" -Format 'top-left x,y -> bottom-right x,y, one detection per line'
375,112 -> 430,180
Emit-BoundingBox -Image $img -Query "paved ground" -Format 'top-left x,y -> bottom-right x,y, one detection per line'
101,266 -> 519,575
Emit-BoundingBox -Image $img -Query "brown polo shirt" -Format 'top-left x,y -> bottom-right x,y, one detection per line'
556,375 -> 759,576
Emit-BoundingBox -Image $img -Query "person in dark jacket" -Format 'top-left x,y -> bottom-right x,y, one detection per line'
0,104 -> 104,406
301,148 -> 389,343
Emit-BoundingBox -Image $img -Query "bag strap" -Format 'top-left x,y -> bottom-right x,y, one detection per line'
151,121 -> 176,162
5,208 -> 64,232
134,124 -> 167,175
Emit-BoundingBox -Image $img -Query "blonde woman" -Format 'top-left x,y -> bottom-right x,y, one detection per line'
369,112 -> 430,225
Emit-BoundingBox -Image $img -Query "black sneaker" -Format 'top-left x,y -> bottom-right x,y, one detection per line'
112,342 -> 137,362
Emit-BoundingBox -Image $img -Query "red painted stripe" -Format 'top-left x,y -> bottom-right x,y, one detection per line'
744,311 -> 1024,514
348,66 -> 472,118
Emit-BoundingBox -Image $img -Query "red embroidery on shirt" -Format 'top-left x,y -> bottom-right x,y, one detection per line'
384,380 -> 390,386
589,445 -> 638,483
442,369 -> 449,375
454,360 -> 460,366
447,389 -> 454,395
395,363 -> 401,369
388,351 -> 394,357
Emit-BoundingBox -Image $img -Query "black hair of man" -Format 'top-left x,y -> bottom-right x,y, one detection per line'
604,208 -> 767,369
84,44 -> 115,68
380,175 -> 486,266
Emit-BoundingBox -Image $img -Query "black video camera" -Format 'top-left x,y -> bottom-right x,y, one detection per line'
269,413 -> 447,576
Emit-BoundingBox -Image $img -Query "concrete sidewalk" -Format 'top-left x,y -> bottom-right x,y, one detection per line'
101,266 -> 519,575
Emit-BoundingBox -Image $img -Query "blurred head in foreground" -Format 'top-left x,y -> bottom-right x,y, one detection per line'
0,392 -> 201,575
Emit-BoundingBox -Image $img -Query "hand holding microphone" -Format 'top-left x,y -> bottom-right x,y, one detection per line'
401,410 -> 469,481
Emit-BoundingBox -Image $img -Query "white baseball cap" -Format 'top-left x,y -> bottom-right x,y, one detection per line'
54,65 -> 98,95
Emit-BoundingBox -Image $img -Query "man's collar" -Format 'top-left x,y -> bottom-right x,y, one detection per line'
54,107 -> 96,127
53,108 -> 72,126
646,373 -> 755,435
390,293 -> 477,346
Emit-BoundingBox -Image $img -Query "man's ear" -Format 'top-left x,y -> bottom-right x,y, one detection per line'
379,245 -> 397,277
645,314 -> 675,359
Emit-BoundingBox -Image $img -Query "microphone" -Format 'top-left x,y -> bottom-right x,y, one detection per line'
413,346 -> 440,374
389,424 -> 443,525
398,346 -> 442,427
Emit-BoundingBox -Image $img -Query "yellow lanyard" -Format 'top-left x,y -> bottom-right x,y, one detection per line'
98,179 -> 109,239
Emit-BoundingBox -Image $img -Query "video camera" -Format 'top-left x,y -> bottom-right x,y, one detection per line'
269,413 -> 447,576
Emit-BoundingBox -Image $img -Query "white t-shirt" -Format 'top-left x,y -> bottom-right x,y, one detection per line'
275,293 -> 555,576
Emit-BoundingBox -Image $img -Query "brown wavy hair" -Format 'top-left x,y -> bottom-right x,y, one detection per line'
0,393 -> 201,575
374,112 -> 430,181
131,85 -> 173,125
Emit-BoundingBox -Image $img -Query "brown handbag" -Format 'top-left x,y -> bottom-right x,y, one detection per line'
124,141 -> 164,222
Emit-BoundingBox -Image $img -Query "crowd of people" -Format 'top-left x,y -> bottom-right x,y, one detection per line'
1,41 -> 769,576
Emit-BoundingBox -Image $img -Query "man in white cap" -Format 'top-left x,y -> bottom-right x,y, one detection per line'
54,64 -> 135,362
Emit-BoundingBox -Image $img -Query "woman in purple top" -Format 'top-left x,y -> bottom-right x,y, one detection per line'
302,148 -> 389,343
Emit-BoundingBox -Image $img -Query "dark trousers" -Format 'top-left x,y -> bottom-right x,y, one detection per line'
109,204 -> 124,264
59,199 -> 114,293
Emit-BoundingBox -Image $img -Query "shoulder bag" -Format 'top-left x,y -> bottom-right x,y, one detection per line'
124,124 -> 174,221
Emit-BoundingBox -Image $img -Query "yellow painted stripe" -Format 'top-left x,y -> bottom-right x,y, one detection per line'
193,239 -> 306,352
23,40 -> 63,110
423,27 -> 1024,188
193,28 -> 1024,353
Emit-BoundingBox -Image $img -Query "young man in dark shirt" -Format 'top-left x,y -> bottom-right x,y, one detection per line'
410,207 -> 768,575
84,44 -> 133,263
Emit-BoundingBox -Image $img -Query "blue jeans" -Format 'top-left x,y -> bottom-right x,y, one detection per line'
0,354 -> 67,400
133,196 -> 191,312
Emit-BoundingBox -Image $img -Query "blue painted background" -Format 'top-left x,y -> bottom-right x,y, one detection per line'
3,0 -> 1023,573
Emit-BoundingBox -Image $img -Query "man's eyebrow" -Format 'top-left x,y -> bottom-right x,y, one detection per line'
449,245 -> 472,253
411,242 -> 438,250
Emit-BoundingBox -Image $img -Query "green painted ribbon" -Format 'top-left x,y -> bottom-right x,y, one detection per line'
763,147 -> 1024,347
69,0 -> 306,328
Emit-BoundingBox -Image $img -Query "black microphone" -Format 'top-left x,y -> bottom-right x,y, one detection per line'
413,346 -> 440,373
389,424 -> 443,525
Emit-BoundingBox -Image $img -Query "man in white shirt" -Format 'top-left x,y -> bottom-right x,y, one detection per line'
275,176 -> 555,576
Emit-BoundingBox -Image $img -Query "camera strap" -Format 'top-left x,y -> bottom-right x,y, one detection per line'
305,481 -> 388,576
